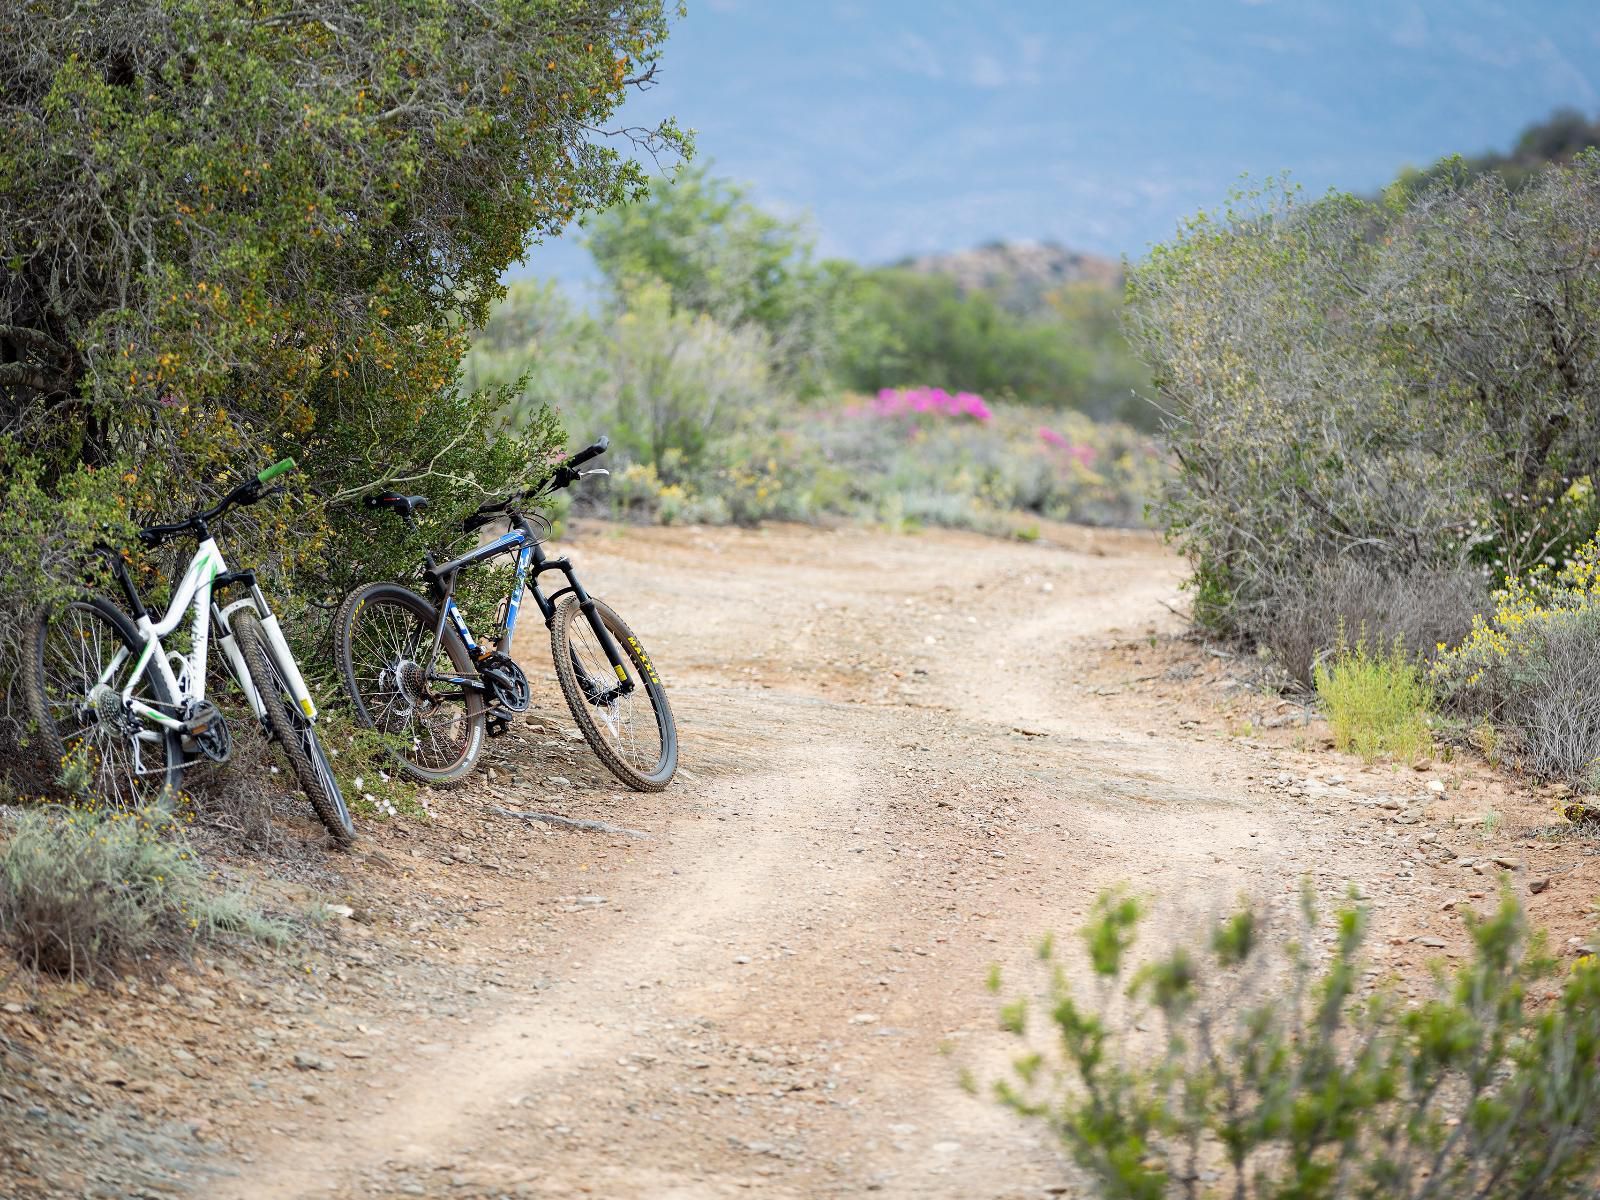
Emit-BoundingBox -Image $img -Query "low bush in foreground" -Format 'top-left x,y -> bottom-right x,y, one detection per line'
1314,634 -> 1434,765
985,887 -> 1600,1200
0,805 -> 285,981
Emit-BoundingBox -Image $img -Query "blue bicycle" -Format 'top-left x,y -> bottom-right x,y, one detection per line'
332,437 -> 678,791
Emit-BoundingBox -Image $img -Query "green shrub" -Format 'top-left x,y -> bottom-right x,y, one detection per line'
1128,160 -> 1600,647
0,805 -> 285,980
1314,634 -> 1434,764
985,886 -> 1600,1199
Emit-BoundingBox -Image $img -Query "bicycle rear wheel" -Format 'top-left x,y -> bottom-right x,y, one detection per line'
550,596 -> 677,791
334,582 -> 486,787
23,599 -> 184,806
232,609 -> 355,845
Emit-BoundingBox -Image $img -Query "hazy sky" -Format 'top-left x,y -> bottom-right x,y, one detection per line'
515,0 -> 1600,291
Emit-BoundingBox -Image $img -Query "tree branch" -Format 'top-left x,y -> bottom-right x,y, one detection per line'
0,361 -> 71,395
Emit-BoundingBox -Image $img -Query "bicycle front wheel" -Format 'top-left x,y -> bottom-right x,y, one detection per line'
23,598 -> 184,807
550,596 -> 677,791
232,609 -> 355,845
333,582 -> 486,787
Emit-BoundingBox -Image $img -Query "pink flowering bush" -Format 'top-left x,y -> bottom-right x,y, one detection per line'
856,386 -> 994,423
1037,426 -> 1098,468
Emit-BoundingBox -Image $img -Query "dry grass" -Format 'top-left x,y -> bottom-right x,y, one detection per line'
0,804 -> 285,981
1314,635 -> 1434,764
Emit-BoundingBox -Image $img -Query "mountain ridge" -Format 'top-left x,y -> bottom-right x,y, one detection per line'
893,240 -> 1121,316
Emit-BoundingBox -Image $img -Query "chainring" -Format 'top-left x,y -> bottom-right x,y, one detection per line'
475,650 -> 531,713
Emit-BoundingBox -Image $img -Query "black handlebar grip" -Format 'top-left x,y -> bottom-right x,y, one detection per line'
566,435 -> 609,469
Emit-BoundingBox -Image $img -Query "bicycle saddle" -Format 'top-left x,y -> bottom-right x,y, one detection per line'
366,492 -> 430,519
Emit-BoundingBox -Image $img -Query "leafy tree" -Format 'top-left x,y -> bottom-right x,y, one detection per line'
835,268 -> 1155,422
0,0 -> 688,680
1128,159 -> 1600,648
467,277 -> 773,476
584,162 -> 854,394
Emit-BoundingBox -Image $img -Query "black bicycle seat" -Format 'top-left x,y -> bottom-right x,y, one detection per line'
367,492 -> 430,519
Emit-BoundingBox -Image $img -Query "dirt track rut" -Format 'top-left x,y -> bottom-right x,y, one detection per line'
201,522 -> 1404,1199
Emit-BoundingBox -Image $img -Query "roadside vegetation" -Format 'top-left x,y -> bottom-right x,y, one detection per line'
1313,635 -> 1434,766
1128,145 -> 1600,801
0,803 -> 284,981
467,165 -> 1161,536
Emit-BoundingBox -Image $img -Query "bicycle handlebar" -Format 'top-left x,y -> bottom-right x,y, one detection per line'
137,461 -> 295,546
464,436 -> 611,530
258,457 -> 296,485
565,436 -> 609,470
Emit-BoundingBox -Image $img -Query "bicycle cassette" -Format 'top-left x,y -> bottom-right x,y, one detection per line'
180,700 -> 232,763
475,651 -> 531,713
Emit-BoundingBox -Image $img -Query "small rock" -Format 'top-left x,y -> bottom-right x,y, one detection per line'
849,1013 -> 879,1025
547,776 -> 572,787
1426,779 -> 1446,794
1492,856 -> 1521,871
292,1053 -> 334,1072
1417,936 -> 1447,949
1529,878 -> 1551,895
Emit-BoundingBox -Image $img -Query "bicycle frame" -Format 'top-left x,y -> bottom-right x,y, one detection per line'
103,538 -> 318,738
421,519 -> 631,690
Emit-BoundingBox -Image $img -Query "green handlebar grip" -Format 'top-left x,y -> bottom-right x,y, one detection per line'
257,458 -> 296,485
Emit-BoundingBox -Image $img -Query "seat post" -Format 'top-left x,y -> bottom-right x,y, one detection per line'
111,555 -> 147,619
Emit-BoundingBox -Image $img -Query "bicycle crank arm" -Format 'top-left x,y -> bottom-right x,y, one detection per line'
429,673 -> 484,689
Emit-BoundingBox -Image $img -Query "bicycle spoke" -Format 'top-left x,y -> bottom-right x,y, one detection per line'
568,613 -> 657,771
37,604 -> 174,805
347,594 -> 473,771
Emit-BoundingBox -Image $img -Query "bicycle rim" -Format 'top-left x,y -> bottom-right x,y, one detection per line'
31,601 -> 181,806
341,586 -> 483,781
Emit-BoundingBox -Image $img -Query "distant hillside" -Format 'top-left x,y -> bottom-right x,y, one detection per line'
895,240 -> 1121,317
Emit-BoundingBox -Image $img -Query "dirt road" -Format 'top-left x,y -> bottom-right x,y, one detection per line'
20,521 -> 1521,1199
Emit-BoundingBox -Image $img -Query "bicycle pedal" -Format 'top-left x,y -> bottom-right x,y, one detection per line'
180,701 -> 232,763
485,711 -> 511,739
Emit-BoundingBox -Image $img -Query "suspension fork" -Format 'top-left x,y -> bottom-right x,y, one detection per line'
530,544 -> 630,686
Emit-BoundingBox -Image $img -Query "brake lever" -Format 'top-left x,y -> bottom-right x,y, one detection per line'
579,468 -> 610,479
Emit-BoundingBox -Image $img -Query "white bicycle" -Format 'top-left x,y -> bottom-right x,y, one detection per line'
24,459 -> 355,844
